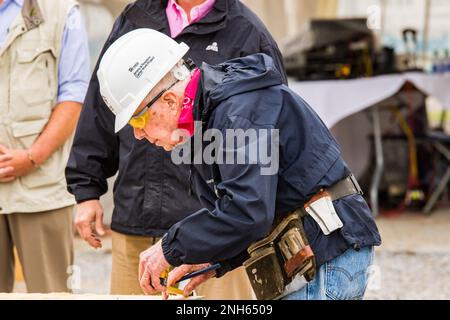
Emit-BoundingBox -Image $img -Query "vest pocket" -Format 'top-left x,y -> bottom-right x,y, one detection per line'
14,46 -> 57,116
11,120 -> 48,148
11,120 -> 62,189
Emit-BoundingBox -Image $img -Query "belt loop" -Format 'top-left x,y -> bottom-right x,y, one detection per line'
349,174 -> 364,195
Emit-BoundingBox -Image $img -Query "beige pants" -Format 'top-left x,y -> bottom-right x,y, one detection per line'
110,231 -> 254,299
0,206 -> 74,293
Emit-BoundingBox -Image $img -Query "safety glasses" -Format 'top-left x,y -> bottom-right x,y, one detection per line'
128,79 -> 180,130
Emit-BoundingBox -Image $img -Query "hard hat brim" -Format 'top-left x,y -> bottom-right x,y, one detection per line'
115,105 -> 141,133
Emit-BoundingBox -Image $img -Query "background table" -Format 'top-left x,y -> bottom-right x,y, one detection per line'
290,73 -> 450,215
290,73 -> 450,128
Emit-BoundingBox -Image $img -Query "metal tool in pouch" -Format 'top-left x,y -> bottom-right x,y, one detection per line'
243,211 -> 316,300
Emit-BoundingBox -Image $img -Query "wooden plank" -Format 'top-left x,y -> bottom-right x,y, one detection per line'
0,293 -> 202,300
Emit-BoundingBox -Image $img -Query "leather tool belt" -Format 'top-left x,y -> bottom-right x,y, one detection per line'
243,174 -> 363,300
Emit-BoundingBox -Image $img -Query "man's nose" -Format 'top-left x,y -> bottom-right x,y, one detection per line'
133,128 -> 146,140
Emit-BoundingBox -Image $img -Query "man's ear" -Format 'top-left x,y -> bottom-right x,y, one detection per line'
162,91 -> 181,114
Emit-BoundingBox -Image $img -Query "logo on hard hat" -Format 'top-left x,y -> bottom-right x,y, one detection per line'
128,62 -> 139,73
129,56 -> 155,79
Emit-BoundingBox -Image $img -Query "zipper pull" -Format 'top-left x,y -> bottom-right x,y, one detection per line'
188,168 -> 193,196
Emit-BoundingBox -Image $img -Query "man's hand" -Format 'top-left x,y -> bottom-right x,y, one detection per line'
165,263 -> 216,299
138,240 -> 170,295
74,199 -> 105,249
0,145 -> 35,182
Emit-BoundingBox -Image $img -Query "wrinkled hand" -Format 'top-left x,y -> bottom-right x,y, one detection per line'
165,263 -> 216,299
139,240 -> 170,295
74,200 -> 105,249
0,145 -> 35,182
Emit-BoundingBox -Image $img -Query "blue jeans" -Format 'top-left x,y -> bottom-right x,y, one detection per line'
283,246 -> 374,300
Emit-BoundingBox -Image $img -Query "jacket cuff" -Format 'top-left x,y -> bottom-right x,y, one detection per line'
71,186 -> 103,204
215,251 -> 250,278
76,197 -> 100,204
161,234 -> 183,267
215,262 -> 232,278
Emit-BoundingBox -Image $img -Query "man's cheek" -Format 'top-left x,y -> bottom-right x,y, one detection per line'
144,126 -> 159,144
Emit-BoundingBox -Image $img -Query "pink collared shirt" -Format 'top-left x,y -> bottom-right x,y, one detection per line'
166,0 -> 216,38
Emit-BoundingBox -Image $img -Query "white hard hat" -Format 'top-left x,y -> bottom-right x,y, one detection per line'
97,28 -> 190,133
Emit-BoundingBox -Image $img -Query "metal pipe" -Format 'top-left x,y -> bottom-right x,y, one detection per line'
370,107 -> 384,217
423,0 -> 432,61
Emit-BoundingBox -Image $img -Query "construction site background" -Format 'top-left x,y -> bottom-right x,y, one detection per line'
12,0 -> 444,300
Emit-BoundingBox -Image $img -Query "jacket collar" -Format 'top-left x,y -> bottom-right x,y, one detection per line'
124,0 -> 229,37
0,0 -> 42,57
193,0 -> 227,25
193,69 -> 211,129
22,0 -> 44,31
181,0 -> 228,36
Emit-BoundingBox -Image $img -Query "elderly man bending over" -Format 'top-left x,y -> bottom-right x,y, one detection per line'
97,29 -> 381,300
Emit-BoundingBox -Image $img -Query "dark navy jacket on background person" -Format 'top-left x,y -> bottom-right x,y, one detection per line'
65,0 -> 287,236
161,54 -> 381,275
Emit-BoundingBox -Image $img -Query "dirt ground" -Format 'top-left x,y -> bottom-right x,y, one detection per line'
365,208 -> 450,300
13,207 -> 450,299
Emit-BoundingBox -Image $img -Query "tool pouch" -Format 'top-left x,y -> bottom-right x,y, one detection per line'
243,211 -> 316,300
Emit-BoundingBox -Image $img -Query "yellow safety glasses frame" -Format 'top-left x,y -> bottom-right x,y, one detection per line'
128,79 -> 180,130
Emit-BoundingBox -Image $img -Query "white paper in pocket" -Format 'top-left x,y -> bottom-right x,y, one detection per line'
305,195 -> 343,235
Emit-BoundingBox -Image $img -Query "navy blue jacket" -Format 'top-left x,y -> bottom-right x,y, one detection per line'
162,54 -> 381,274
65,0 -> 287,236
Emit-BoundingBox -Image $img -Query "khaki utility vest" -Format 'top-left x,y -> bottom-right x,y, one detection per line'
0,0 -> 78,214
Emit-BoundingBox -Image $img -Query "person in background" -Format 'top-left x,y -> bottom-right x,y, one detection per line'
0,0 -> 90,293
66,0 -> 286,299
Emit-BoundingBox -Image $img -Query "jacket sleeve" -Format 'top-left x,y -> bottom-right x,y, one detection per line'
65,9 -> 129,203
162,116 -> 279,267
